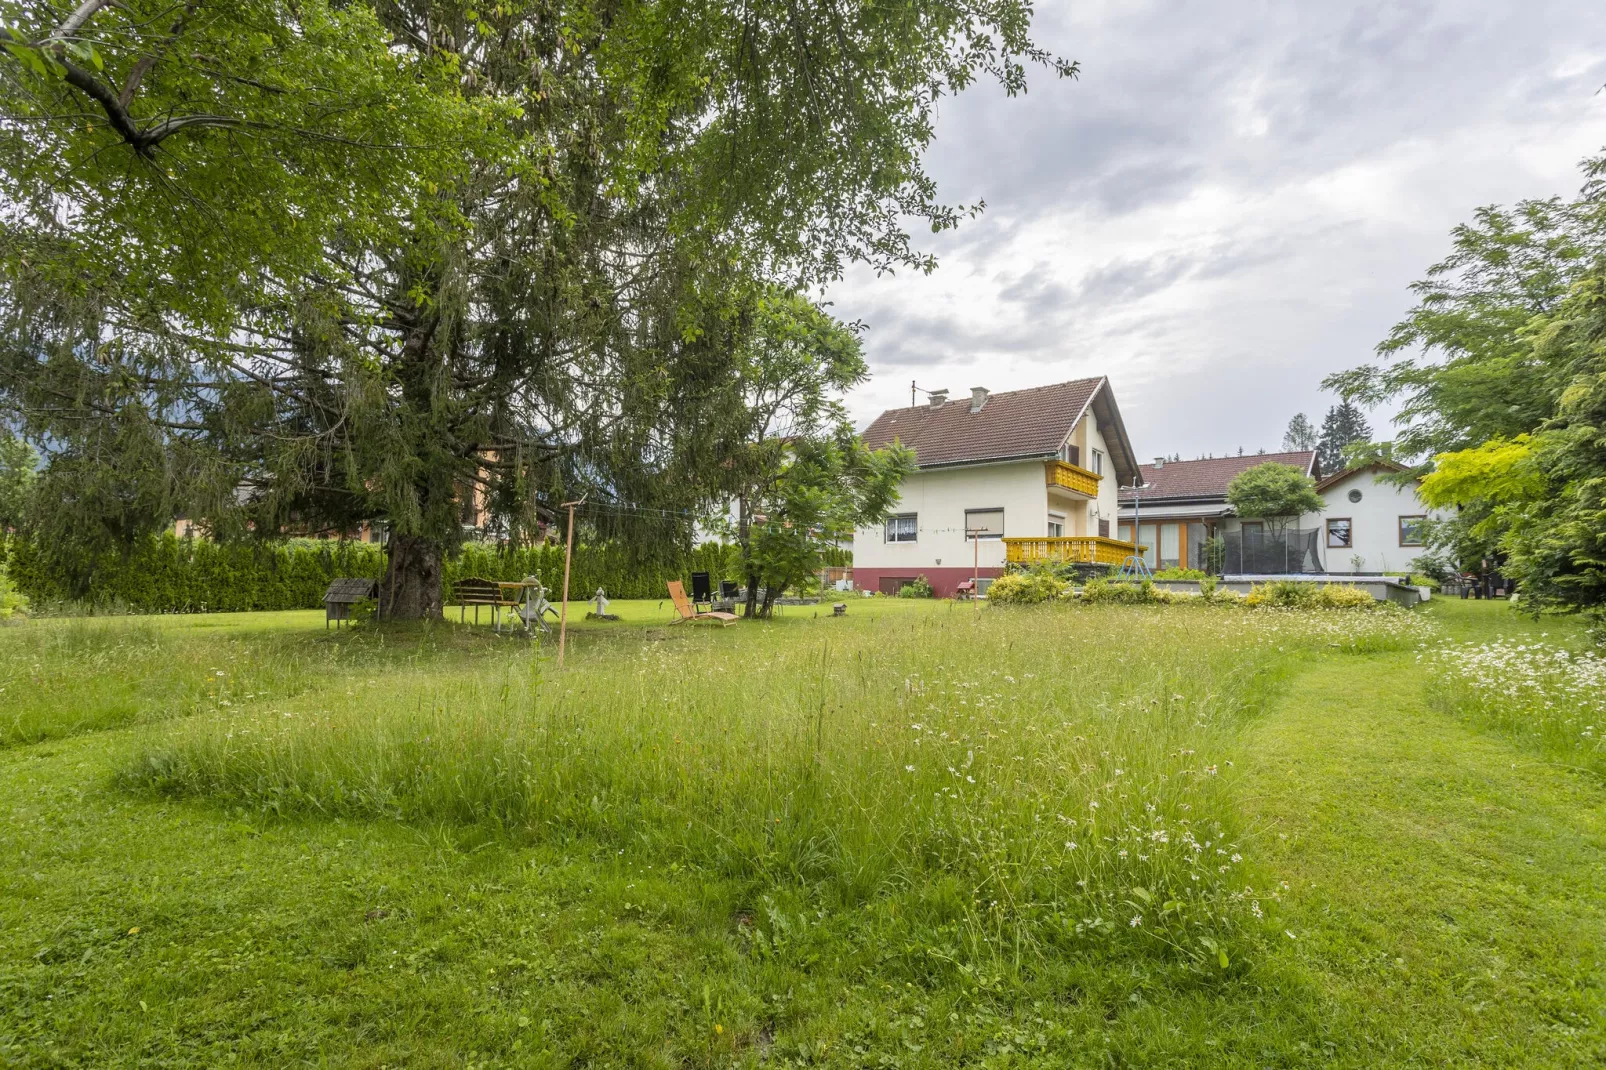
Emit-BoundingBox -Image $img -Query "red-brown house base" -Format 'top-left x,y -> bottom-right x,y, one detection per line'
852,567 -> 1006,599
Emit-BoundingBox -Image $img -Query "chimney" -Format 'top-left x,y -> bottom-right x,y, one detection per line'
928,389 -> 948,409
1153,456 -> 1166,469
969,387 -> 989,413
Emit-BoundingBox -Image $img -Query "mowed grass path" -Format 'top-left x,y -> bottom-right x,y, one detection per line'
1,598 -> 1602,1066
1243,616 -> 1605,1065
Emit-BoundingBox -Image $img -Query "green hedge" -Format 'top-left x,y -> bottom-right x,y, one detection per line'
3,535 -> 754,614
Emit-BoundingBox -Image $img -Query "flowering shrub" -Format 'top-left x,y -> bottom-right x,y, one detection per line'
1425,638 -> 1606,776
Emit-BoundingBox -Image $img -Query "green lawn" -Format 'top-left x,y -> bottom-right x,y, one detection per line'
1,596 -> 1601,1066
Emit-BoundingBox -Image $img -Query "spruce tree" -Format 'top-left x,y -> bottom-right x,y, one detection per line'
1316,403 -> 1373,475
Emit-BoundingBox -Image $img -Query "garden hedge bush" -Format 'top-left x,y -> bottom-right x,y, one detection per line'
3,535 -> 750,614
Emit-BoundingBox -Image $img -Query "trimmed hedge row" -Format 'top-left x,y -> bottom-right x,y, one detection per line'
3,535 -> 751,614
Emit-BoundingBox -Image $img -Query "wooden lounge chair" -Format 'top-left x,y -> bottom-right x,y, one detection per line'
667,580 -> 738,626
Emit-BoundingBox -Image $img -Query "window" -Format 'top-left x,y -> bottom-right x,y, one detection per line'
1091,449 -> 1104,476
1047,512 -> 1065,538
1098,518 -> 1110,538
1326,518 -> 1352,548
1348,488 -> 1363,504
1398,515 -> 1427,547
885,514 -> 918,543
965,508 -> 1004,540
1059,442 -> 1080,466
1138,523 -> 1158,567
1159,523 -> 1181,569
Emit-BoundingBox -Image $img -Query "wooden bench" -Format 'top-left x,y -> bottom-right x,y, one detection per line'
451,577 -> 517,626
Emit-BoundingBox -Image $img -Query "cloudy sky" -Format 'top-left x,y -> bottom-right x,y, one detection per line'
826,0 -> 1606,461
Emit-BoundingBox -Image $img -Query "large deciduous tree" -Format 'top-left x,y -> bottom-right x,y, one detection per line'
0,0 -> 1072,617
1329,155 -> 1606,635
705,291 -> 912,617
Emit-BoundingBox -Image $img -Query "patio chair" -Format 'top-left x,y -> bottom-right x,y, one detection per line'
667,580 -> 737,626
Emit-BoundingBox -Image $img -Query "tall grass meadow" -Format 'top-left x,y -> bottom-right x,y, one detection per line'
125,604 -> 1430,968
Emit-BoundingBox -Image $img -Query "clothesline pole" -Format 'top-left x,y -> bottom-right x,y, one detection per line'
557,497 -> 584,666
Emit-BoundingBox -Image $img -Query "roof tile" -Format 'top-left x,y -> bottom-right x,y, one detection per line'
862,378 -> 1102,468
1118,451 -> 1318,502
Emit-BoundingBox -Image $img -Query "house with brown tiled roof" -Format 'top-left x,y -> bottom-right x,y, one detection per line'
852,378 -> 1141,596
1117,453 -> 1448,574
1115,451 -> 1320,571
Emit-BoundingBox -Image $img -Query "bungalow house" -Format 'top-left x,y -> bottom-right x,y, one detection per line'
1117,454 -> 1447,574
853,378 -> 1142,597
1115,451 -> 1320,572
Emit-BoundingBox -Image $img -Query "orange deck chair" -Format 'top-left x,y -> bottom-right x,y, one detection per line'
667,580 -> 738,626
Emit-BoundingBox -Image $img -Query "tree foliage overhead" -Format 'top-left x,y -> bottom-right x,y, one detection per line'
0,0 -> 1072,617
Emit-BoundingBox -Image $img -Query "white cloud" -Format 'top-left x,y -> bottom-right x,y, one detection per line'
828,0 -> 1606,459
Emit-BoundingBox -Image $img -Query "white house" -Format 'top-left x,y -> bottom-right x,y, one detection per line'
1116,455 -> 1447,575
852,378 -> 1142,596
1299,462 -> 1448,575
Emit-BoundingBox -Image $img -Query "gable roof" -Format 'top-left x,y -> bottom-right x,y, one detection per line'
1314,459 -> 1410,492
1118,451 -> 1319,503
860,377 -> 1139,485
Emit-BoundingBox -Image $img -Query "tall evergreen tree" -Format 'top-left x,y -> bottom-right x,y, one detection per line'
0,0 -> 1073,617
1281,413 -> 1317,451
1316,403 -> 1372,475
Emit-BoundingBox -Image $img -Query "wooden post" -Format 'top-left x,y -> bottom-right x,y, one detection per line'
973,527 -> 980,613
557,498 -> 583,666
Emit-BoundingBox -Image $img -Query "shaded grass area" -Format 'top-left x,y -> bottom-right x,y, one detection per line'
0,597 -> 892,747
0,598 -> 1601,1065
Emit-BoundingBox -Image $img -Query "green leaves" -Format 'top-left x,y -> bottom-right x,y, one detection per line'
1226,463 -> 1325,523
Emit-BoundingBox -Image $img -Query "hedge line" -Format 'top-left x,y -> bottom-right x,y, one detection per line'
2,535 -> 754,614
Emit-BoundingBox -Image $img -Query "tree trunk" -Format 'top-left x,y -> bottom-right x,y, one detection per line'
759,583 -> 782,619
380,533 -> 444,620
744,564 -> 761,619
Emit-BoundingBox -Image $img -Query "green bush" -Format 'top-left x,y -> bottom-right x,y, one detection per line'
1242,580 -> 1319,609
985,570 -> 1067,605
1151,567 -> 1208,580
897,575 -> 935,599
0,554 -> 28,621
1079,578 -> 1175,605
1243,581 -> 1376,610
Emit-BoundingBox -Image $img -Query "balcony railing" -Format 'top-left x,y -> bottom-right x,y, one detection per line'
1004,536 -> 1141,567
1045,459 -> 1100,496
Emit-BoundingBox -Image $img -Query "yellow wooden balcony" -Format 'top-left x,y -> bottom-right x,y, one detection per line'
1045,459 -> 1100,497
1004,536 -> 1142,567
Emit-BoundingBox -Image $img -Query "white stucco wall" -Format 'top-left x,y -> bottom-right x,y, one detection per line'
1301,467 -> 1447,573
852,460 -> 1052,571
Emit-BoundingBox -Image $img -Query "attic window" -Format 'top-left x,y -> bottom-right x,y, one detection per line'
1348,489 -> 1363,503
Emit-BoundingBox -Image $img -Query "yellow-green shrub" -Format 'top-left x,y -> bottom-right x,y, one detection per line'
986,570 -> 1068,605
